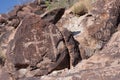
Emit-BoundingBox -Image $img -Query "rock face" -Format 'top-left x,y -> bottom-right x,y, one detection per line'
39,30 -> 120,80
0,0 -> 120,80
4,14 -> 81,79
41,8 -> 65,24
0,15 -> 15,67
58,0 -> 120,59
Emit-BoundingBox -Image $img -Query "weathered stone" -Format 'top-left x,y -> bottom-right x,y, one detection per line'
0,17 -> 6,24
41,66 -> 120,80
5,15 -> 80,79
34,8 -> 45,15
16,5 -> 35,20
0,14 -> 9,19
8,5 -> 23,20
18,77 -> 40,80
58,27 -> 81,68
58,0 -> 120,59
0,66 -> 14,80
41,8 -> 65,24
39,30 -> 120,80
0,25 -> 15,68
8,18 -> 20,28
0,0 -> 119,79
0,15 -> 7,25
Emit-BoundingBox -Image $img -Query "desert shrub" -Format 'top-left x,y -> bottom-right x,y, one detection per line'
0,48 -> 5,66
72,0 -> 97,15
45,0 -> 79,10
73,2 -> 88,15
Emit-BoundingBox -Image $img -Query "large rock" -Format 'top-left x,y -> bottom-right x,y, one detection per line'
0,26 -> 15,65
0,15 -> 16,67
0,15 -> 7,25
38,29 -> 120,80
5,15 -> 81,79
0,0 -> 120,80
57,0 -> 120,59
7,5 -> 24,20
41,8 -> 65,24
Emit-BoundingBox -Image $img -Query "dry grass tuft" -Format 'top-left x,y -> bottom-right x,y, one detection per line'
69,0 -> 96,16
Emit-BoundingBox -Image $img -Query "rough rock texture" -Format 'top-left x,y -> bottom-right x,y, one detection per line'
0,0 -> 81,79
0,15 -> 16,66
0,0 -> 66,67
41,8 -> 65,24
0,0 -> 48,58
38,29 -> 120,80
3,14 -> 80,79
57,0 -> 120,59
0,0 -> 120,80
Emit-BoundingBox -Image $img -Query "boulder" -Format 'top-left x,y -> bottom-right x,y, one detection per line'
57,0 -> 120,59
5,15 -> 81,79
0,0 -> 120,80
38,29 -> 120,80
41,8 -> 65,24
0,15 -> 7,25
8,18 -> 20,28
0,24 -> 15,67
8,5 -> 24,20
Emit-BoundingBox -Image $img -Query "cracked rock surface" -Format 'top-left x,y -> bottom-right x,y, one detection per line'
0,0 -> 120,80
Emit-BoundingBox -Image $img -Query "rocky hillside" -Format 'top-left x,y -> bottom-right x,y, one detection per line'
0,0 -> 120,80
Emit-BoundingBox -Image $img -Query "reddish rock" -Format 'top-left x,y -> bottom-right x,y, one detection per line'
0,15 -> 7,25
38,31 -> 120,80
5,15 -> 81,79
0,0 -> 119,80
8,5 -> 23,20
58,0 -> 120,59
8,18 -> 20,28
41,8 -> 65,24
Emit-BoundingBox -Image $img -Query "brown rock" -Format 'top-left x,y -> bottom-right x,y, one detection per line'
17,11 -> 31,19
39,30 -> 120,80
5,15 -> 81,79
41,8 -> 65,24
18,77 -> 40,80
0,25 -> 15,67
58,0 -> 120,59
17,5 -> 34,20
8,18 -> 20,28
43,66 -> 120,80
34,8 -> 45,15
8,5 -> 23,20
0,15 -> 7,25
0,0 -> 119,79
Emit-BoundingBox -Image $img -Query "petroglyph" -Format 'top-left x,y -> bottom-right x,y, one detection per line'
6,15 -> 80,77
48,24 -> 60,59
23,40 -> 47,48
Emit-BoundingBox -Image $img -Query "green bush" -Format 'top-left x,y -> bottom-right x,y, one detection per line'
45,0 -> 79,10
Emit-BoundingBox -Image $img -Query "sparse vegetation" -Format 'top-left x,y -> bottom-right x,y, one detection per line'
72,2 -> 88,16
45,0 -> 79,10
69,0 -> 96,16
0,48 -> 5,66
43,0 -> 96,15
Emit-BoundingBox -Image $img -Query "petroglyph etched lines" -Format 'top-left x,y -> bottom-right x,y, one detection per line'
23,29 -> 47,55
33,30 -> 40,54
43,32 -> 61,39
48,25 -> 59,59
23,40 -> 47,48
43,27 -> 61,39
23,24 -> 61,58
